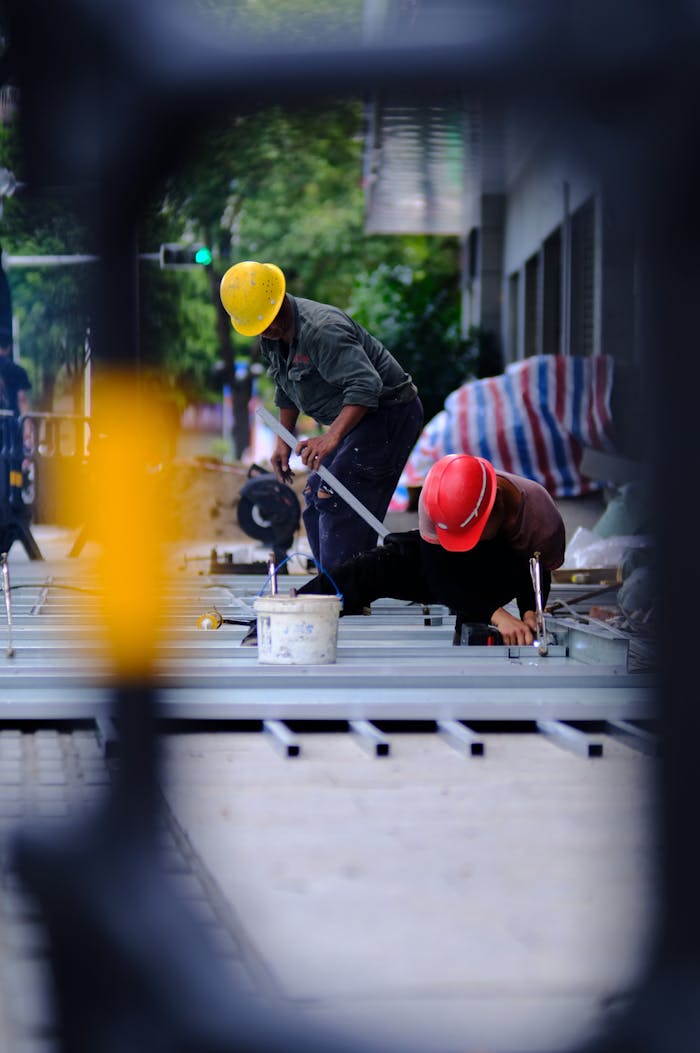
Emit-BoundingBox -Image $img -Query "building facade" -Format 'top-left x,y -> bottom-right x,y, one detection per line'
363,1 -> 643,458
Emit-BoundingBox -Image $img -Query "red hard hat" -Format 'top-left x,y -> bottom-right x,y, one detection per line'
422,454 -> 498,551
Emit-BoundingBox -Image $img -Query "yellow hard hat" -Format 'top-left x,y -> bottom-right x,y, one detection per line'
219,261 -> 286,336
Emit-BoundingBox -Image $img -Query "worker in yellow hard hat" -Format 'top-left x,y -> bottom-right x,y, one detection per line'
219,261 -> 287,338
220,261 -> 424,573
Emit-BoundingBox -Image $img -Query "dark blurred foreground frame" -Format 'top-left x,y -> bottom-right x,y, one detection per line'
0,0 -> 696,1050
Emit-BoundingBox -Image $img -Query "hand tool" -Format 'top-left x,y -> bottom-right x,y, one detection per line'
458,622 -> 504,645
257,405 -> 389,541
529,550 -> 548,656
196,609 -> 223,630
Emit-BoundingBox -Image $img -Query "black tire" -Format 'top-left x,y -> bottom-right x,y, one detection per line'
236,476 -> 301,549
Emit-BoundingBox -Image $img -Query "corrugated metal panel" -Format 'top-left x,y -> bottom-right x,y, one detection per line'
363,100 -> 471,234
360,0 -> 519,235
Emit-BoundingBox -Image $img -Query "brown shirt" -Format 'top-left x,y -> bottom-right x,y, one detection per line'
419,469 -> 565,569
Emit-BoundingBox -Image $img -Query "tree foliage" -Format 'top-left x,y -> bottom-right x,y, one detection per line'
347,255 -> 469,423
0,121 -> 95,411
145,98 -> 475,427
191,0 -> 365,46
2,0 -> 481,438
347,247 -> 503,422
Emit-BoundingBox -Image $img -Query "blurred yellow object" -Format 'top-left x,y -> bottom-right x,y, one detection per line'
65,372 -> 169,679
196,609 -> 223,631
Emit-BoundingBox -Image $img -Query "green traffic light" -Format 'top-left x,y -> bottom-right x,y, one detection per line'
195,246 -> 213,266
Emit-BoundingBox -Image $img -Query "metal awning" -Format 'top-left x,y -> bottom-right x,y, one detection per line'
363,98 -> 471,235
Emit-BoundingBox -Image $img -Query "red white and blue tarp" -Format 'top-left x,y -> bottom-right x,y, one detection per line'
390,354 -> 618,511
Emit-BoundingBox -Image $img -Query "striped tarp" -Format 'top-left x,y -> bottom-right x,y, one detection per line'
390,355 -> 617,511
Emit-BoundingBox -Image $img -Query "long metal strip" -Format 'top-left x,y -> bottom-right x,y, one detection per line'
0,683 -> 654,722
536,720 -> 604,758
1,553 -> 14,658
349,719 -> 391,756
606,719 -> 661,756
437,719 -> 485,757
257,405 -> 389,540
262,719 -> 301,758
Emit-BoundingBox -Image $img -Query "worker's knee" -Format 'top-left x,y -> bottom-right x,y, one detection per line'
303,480 -> 333,502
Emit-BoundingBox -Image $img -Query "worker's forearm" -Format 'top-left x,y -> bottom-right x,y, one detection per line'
269,408 -> 301,483
326,404 -> 369,444
278,407 -> 300,443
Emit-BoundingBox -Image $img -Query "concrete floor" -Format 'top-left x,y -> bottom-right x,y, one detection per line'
158,725 -> 658,1053
0,719 -> 659,1053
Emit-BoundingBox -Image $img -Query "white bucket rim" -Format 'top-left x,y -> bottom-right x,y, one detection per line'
253,594 -> 341,611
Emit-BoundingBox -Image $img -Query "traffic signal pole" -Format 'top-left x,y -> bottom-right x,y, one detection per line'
2,247 -> 211,269
2,253 -> 100,266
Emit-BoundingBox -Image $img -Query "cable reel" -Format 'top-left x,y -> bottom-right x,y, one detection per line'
236,467 -> 301,563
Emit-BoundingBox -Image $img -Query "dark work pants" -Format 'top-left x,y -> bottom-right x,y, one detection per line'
297,530 -> 549,634
302,395 -> 423,573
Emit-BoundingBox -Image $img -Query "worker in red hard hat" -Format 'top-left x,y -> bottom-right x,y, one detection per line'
240,453 -> 566,647
419,453 -> 499,552
413,453 -> 565,643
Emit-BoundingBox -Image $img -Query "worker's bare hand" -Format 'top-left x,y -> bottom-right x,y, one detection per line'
270,439 -> 294,485
490,609 -> 535,646
296,433 -> 338,471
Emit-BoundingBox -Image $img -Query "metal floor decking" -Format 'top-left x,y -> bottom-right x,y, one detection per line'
0,559 -> 657,751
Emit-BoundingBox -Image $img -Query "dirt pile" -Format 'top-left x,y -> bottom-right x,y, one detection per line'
164,457 -> 308,544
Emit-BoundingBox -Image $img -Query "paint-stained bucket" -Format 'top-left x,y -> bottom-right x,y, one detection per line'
253,594 -> 341,665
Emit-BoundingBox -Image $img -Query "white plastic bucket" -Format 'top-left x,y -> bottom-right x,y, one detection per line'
253,594 -> 341,665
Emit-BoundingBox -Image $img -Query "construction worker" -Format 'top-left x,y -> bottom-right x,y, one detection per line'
220,261 -> 423,572
0,327 -> 31,418
241,454 -> 566,647
0,324 -> 32,464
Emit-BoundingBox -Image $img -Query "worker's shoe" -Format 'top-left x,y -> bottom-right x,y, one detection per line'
240,621 -> 258,647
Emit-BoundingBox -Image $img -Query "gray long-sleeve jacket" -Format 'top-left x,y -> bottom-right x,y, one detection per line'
260,295 -> 417,426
